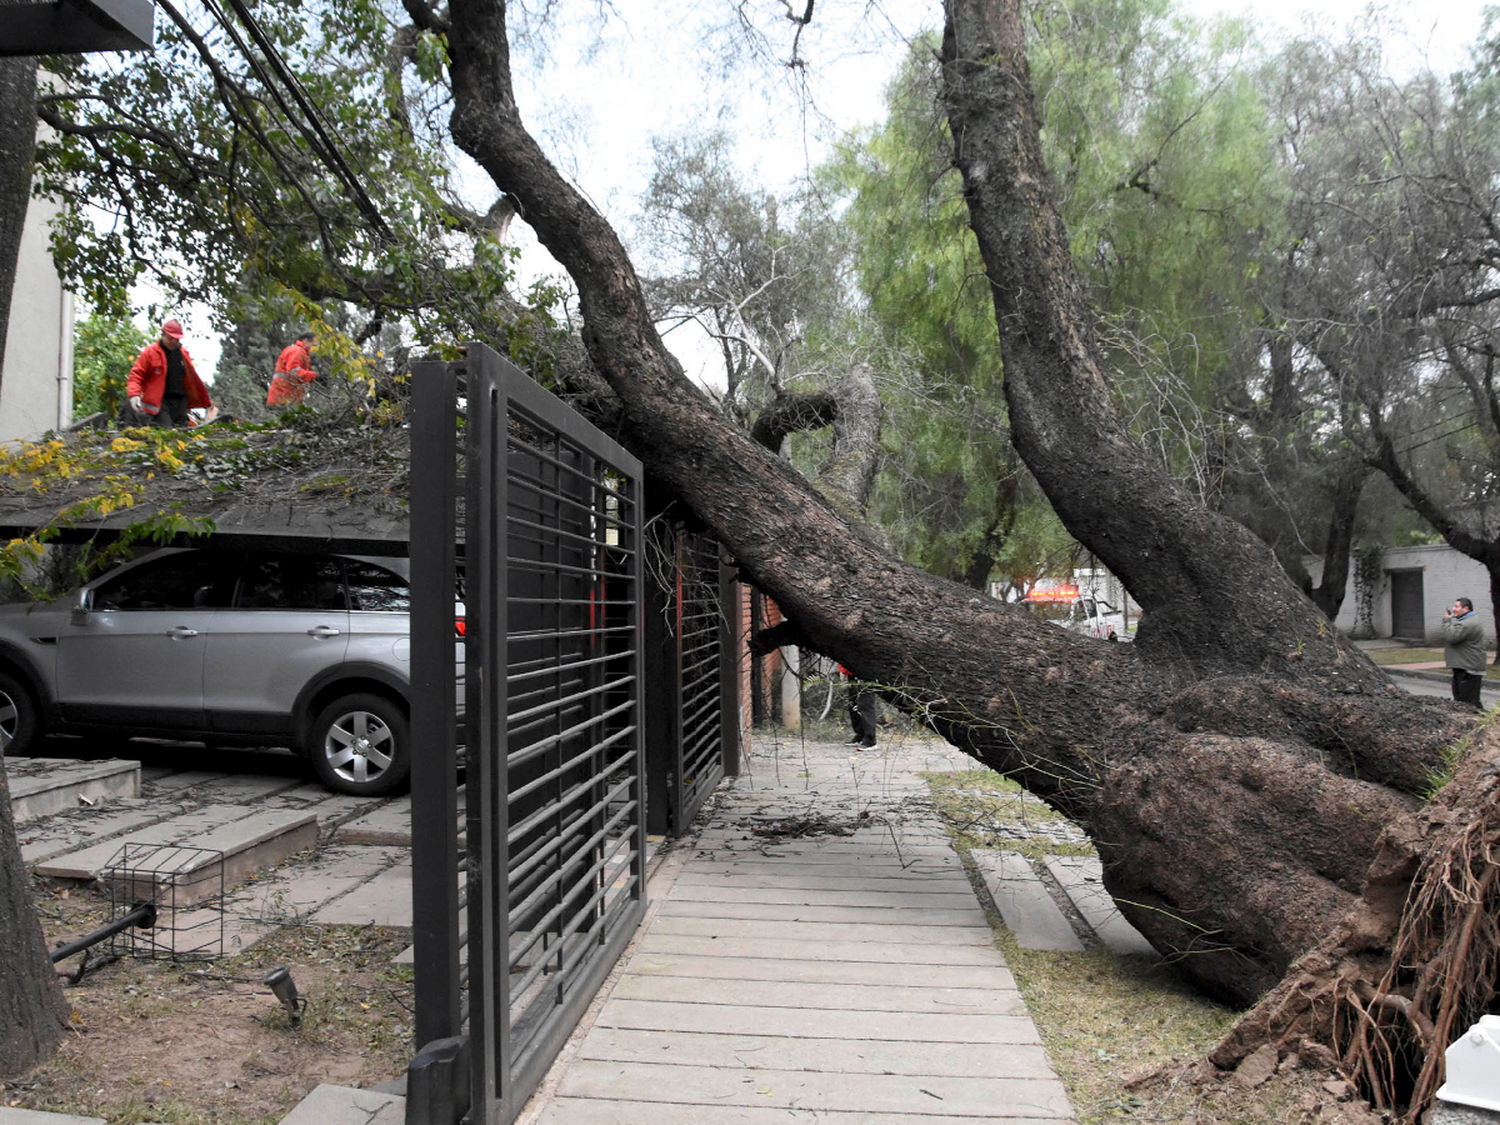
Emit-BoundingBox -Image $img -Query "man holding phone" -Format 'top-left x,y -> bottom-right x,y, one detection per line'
1442,597 -> 1488,709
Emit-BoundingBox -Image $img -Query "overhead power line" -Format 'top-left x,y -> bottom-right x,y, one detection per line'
198,0 -> 392,240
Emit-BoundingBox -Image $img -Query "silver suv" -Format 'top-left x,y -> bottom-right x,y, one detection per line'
0,547 -> 463,797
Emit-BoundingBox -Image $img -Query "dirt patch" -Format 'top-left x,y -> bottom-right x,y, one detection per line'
3,879 -> 412,1124
1116,1057 -> 1387,1125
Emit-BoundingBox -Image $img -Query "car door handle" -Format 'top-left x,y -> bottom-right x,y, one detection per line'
168,626 -> 199,639
307,625 -> 342,638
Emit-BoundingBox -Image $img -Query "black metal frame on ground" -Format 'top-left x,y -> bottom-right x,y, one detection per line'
407,343 -> 647,1125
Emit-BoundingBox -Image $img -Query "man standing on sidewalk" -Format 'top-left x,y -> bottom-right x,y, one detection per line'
1442,597 -> 1488,709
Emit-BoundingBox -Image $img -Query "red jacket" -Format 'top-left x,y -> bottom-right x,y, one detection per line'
267,341 -> 316,406
127,342 -> 212,413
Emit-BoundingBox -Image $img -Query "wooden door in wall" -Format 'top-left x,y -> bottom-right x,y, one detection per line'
1389,569 -> 1425,639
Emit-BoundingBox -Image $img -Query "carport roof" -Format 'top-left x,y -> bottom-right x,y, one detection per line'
0,420 -> 421,556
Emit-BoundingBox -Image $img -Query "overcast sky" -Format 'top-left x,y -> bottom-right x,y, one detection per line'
498,0 -> 1494,389
177,0 -> 1494,383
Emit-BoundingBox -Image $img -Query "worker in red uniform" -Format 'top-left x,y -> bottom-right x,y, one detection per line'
267,330 -> 317,407
126,319 -> 216,427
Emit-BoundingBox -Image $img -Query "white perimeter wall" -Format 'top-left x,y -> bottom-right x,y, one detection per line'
1310,544 -> 1494,645
0,191 -> 72,444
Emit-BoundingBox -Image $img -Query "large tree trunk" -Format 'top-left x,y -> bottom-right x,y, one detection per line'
445,0 -> 1482,1112
0,753 -> 69,1077
1308,459 -> 1367,620
0,46 -> 67,1080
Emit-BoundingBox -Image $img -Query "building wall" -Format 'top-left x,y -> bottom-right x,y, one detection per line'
0,191 -> 73,444
1312,545 -> 1494,645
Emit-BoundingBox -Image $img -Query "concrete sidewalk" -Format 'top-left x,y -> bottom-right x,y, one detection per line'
508,732 -> 1076,1125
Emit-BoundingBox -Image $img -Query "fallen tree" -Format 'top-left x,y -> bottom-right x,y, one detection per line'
438,0 -> 1494,1114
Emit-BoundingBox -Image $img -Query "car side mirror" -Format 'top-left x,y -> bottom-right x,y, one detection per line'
69,589 -> 94,625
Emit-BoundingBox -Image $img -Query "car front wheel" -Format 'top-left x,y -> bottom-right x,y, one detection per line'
0,670 -> 42,755
308,693 -> 410,797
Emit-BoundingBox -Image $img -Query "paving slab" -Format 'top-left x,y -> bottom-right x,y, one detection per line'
648,914 -> 998,945
686,854 -> 971,876
19,804 -> 177,865
554,1059 -> 1071,1117
141,770 -> 233,794
634,932 -> 1009,965
597,997 -> 1042,1043
169,773 -> 305,803
975,849 -> 1085,952
577,1027 -> 1052,1076
262,786 -> 379,827
277,1083 -> 404,1125
334,797 -> 413,844
673,870 -> 974,895
1044,854 -> 1156,956
8,758 -> 140,823
624,951 -> 1015,989
536,1106 -> 1062,1125
611,974 -> 1029,1015
37,805 -> 319,908
226,844 -> 405,925
658,899 -> 983,926
333,785 -> 466,845
310,857 -> 412,925
0,1110 -> 108,1125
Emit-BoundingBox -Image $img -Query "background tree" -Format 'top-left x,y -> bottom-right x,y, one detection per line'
1263,26 -> 1500,648
71,312 -> 148,421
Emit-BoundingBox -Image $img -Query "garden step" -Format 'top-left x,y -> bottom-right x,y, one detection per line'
7,758 -> 140,824
34,803 -> 319,907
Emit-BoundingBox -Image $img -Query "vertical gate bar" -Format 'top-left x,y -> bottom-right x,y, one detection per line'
547,435 -> 564,996
719,556 -> 741,777
465,346 -> 503,1124
491,353 -> 516,1122
587,451 -> 606,949
671,529 -> 688,832
409,359 -> 461,1050
627,472 -> 648,906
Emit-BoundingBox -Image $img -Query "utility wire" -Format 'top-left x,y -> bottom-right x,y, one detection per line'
197,0 -> 391,239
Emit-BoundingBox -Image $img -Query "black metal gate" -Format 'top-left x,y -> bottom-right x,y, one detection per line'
407,343 -> 646,1125
643,511 -> 739,836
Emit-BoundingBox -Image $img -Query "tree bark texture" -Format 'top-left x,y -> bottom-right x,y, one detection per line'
443,0 -> 1480,1022
0,754 -> 68,1077
1308,460 -> 1367,621
0,45 -> 67,1081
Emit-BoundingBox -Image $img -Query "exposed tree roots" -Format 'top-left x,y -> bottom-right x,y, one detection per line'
1212,720 -> 1500,1122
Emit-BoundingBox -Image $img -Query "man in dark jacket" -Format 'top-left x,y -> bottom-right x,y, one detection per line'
126,319 -> 216,427
1442,596 -> 1488,709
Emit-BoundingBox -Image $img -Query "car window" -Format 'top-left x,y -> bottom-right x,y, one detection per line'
236,554 -> 347,611
344,559 -> 410,612
94,552 -> 236,611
